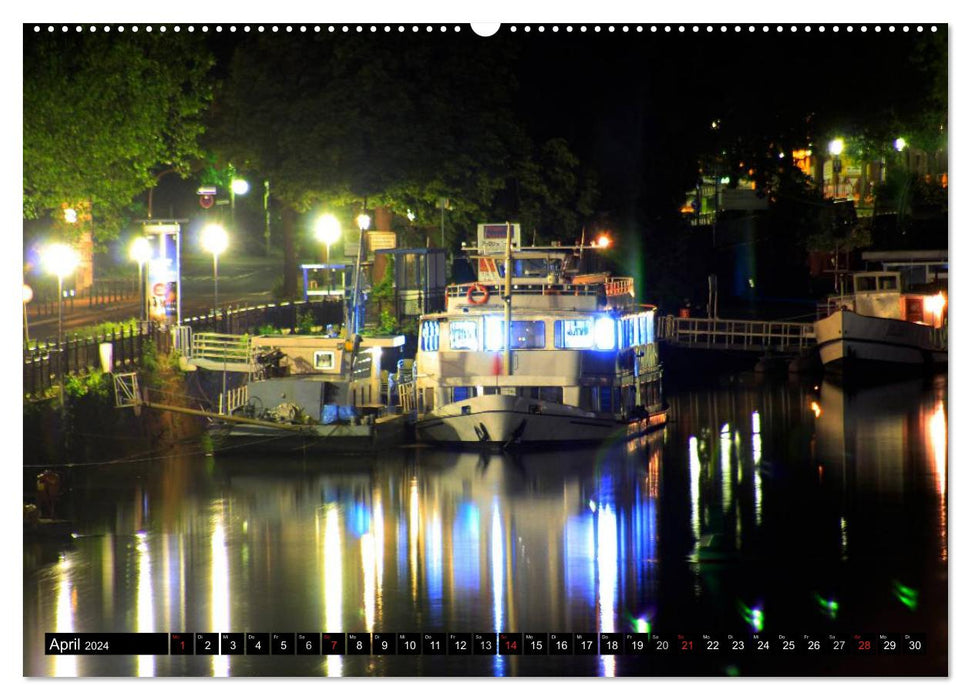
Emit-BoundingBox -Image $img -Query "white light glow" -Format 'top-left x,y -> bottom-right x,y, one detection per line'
315,214 -> 341,245
594,317 -> 616,350
43,243 -> 80,279
231,178 -> 250,195
201,224 -> 229,256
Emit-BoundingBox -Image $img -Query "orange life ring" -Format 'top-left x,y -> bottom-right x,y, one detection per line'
467,283 -> 489,305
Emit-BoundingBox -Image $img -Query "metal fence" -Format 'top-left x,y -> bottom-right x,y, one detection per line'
26,279 -> 138,319
22,299 -> 345,399
23,322 -> 172,399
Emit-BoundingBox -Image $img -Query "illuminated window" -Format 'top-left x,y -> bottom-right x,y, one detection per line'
313,350 -> 335,370
555,319 -> 594,348
594,317 -> 616,350
449,320 -> 479,350
420,320 -> 440,351
485,318 -> 546,350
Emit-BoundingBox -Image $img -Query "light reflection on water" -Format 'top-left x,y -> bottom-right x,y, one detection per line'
24,376 -> 946,677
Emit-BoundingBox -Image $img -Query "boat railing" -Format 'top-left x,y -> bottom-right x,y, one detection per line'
658,315 -> 816,352
218,384 -> 249,416
446,281 -> 603,300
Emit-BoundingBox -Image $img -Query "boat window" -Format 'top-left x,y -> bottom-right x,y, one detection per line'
452,386 -> 473,401
485,318 -> 546,350
879,275 -> 898,291
855,276 -> 878,292
449,320 -> 479,350
313,350 -> 336,370
420,320 -> 440,351
555,319 -> 594,349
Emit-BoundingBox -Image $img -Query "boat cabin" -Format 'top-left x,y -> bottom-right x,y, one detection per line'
836,271 -> 946,327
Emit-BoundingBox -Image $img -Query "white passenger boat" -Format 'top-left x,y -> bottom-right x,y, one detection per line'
400,223 -> 666,447
814,270 -> 947,371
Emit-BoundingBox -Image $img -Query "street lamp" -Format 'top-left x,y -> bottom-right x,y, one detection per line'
230,177 -> 249,228
43,243 -> 80,407
894,137 -> 907,152
828,138 -> 844,197
349,213 -> 371,334
314,214 -> 341,264
201,224 -> 229,318
23,283 -> 33,345
129,236 -> 152,324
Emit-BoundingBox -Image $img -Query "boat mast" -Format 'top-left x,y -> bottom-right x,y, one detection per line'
503,221 -> 513,376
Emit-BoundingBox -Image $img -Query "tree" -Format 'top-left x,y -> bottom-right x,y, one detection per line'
23,30 -> 214,241
206,33 -> 593,297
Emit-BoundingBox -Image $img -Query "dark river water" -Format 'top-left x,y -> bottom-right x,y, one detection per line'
23,373 -> 947,677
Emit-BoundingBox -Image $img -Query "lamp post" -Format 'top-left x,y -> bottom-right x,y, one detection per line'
315,214 -> 341,297
201,224 -> 229,413
23,283 -> 33,346
350,212 -> 371,335
201,224 -> 229,320
230,177 -> 249,229
129,237 -> 151,325
828,138 -> 844,198
43,243 -> 80,407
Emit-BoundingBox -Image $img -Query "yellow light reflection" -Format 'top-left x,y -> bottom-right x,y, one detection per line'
53,556 -> 77,677
811,401 -> 822,419
928,400 -> 947,560
688,436 -> 701,541
409,477 -> 420,603
135,533 -> 155,677
210,505 -> 230,677
361,534 -> 376,632
720,423 -> 732,513
324,504 -> 343,677
373,490 -> 385,624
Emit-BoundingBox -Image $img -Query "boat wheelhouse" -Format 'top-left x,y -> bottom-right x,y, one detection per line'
401,227 -> 665,447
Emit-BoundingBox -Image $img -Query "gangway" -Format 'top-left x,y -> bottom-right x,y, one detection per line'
657,315 -> 816,354
180,331 -> 257,373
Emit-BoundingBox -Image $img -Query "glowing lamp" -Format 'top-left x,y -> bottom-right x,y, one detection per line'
201,224 -> 229,256
894,137 -> 907,152
231,178 -> 250,195
129,237 -> 152,265
828,138 -> 844,156
596,234 -> 611,248
356,213 -> 371,231
314,214 -> 341,246
43,243 -> 80,279
594,316 -> 616,350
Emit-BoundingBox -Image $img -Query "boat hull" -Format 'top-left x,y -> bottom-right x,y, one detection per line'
415,393 -> 665,447
210,414 -> 409,454
814,309 -> 947,371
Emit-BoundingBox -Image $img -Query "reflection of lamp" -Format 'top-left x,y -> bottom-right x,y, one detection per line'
201,224 -> 229,315
129,237 -> 152,323
43,243 -> 80,407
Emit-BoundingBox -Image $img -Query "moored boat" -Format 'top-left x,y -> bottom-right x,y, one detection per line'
400,223 -> 666,448
814,271 -> 947,372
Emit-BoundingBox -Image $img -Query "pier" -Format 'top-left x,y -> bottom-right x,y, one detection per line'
657,315 -> 816,355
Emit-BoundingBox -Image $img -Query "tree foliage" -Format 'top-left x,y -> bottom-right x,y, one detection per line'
206,33 -> 595,293
23,31 -> 214,240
